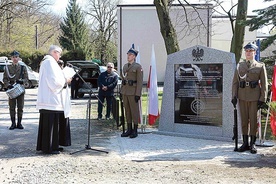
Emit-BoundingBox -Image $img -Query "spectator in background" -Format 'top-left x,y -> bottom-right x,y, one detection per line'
71,73 -> 80,99
97,62 -> 118,120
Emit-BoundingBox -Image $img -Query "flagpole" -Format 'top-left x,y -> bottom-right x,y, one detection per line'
134,45 -> 145,133
264,92 -> 272,141
143,87 -> 149,132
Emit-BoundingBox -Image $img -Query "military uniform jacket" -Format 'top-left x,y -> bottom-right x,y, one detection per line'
232,59 -> 268,102
3,63 -> 28,88
97,71 -> 118,96
120,62 -> 143,96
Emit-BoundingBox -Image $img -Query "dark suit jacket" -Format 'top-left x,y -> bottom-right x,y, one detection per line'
97,71 -> 118,96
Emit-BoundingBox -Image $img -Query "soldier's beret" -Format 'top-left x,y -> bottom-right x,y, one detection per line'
244,42 -> 258,50
127,48 -> 138,56
10,50 -> 20,56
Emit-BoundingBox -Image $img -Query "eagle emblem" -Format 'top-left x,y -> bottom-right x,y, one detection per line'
192,47 -> 204,61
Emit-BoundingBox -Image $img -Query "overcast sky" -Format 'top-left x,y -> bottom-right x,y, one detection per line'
51,0 -> 275,16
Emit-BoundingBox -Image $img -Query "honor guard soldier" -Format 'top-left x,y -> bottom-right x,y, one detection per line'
3,50 -> 28,130
120,48 -> 143,138
232,42 -> 268,154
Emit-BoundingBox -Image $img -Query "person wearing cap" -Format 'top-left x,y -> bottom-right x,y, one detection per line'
3,50 -> 28,130
97,62 -> 118,120
36,45 -> 72,154
120,48 -> 143,138
232,42 -> 268,154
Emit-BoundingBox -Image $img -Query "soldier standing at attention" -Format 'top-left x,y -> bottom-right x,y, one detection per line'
232,42 -> 268,154
3,50 -> 28,130
121,48 -> 143,138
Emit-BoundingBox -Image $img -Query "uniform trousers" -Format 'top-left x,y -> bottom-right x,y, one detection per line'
9,93 -> 24,118
123,95 -> 139,125
239,100 -> 258,135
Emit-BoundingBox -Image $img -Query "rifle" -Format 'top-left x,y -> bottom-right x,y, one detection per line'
119,93 -> 125,133
232,104 -> 238,151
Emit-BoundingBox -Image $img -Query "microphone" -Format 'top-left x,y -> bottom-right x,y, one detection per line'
67,63 -> 80,70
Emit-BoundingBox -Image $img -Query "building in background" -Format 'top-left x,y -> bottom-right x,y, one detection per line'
117,4 -> 273,83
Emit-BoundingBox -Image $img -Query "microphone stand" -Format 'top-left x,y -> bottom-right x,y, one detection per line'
70,66 -> 108,155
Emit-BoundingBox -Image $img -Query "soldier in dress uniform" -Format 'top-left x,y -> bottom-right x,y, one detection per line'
120,48 -> 143,138
231,42 -> 268,154
3,50 -> 28,130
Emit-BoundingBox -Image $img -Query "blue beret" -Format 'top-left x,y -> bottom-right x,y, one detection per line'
127,48 -> 138,56
10,50 -> 20,56
244,42 -> 258,50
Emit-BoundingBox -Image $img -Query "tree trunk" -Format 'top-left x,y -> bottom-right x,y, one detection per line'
154,0 -> 179,55
230,0 -> 248,63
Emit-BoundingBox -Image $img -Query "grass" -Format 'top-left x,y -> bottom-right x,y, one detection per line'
98,89 -> 275,140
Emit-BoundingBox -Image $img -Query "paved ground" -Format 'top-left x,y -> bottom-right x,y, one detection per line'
0,88 -> 276,183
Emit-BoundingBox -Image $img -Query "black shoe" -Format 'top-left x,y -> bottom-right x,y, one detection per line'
250,145 -> 257,154
250,135 -> 257,154
121,130 -> 132,137
17,124 -> 24,129
9,124 -> 16,130
238,135 -> 249,152
237,144 -> 250,152
58,147 -> 64,152
129,125 -> 138,138
97,117 -> 102,120
49,151 -> 60,154
129,132 -> 138,138
129,129 -> 138,138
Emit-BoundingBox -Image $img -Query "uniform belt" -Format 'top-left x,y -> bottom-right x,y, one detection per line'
124,80 -> 137,83
239,81 -> 258,88
123,80 -> 137,85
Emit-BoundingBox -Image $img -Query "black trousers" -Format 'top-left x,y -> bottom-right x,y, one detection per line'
97,95 -> 113,118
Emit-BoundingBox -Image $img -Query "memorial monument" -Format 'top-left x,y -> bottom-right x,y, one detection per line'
158,45 -> 236,141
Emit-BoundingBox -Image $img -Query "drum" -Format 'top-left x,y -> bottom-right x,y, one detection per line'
6,84 -> 25,99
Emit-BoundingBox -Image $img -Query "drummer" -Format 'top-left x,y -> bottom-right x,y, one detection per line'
3,50 -> 28,130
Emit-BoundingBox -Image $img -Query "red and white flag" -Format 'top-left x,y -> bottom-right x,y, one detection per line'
270,65 -> 276,136
148,45 -> 159,125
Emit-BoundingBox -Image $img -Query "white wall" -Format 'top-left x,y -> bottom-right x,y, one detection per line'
117,5 -> 211,83
117,5 -> 266,83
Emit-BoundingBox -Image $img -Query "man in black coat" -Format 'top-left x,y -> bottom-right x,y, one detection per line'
97,62 -> 118,120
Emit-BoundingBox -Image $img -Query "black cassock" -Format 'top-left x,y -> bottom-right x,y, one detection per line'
37,110 -> 71,153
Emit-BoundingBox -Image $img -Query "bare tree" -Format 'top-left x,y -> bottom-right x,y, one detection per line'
85,0 -> 118,64
154,0 -> 248,63
0,0 -> 58,51
154,0 -> 180,54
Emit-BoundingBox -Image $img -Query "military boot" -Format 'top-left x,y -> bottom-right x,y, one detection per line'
16,117 -> 24,129
9,117 -> 16,130
237,135 -> 250,152
121,123 -> 132,137
129,124 -> 138,138
250,135 -> 257,154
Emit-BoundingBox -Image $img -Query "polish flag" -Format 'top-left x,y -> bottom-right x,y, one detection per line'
270,65 -> 276,136
148,45 -> 159,125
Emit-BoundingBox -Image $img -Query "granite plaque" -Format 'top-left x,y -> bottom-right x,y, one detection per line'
157,45 -> 236,141
174,64 -> 223,126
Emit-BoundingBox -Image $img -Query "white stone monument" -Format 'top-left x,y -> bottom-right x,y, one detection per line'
158,45 -> 236,141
